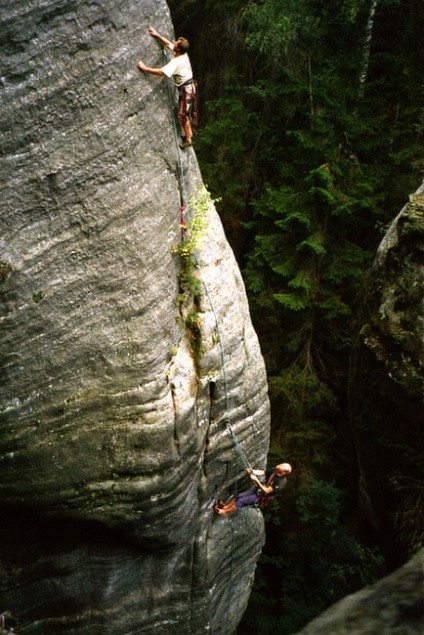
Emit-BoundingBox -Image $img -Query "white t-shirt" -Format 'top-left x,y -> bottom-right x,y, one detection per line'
161,46 -> 193,87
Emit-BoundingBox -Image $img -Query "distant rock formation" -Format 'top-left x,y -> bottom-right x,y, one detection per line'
295,548 -> 424,634
0,1 -> 270,633
349,181 -> 424,565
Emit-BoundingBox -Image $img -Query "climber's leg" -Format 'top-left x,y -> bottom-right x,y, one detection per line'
214,489 -> 258,516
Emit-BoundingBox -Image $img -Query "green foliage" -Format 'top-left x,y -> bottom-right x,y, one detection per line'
172,186 -> 220,360
171,0 -> 421,630
235,0 -> 421,491
173,186 -> 214,297
195,80 -> 263,253
185,308 -> 203,357
297,480 -> 341,524
267,368 -> 337,478
240,480 -> 385,634
242,160 -> 370,473
175,186 -> 212,259
244,0 -> 316,60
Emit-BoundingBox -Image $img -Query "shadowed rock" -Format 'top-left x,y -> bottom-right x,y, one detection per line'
349,181 -> 424,565
295,549 -> 424,635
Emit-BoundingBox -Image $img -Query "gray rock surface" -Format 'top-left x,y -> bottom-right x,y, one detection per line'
295,549 -> 424,635
0,0 -> 270,632
349,181 -> 424,564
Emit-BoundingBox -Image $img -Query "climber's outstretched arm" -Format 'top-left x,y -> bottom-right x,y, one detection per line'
249,472 -> 273,495
148,25 -> 173,49
135,61 -> 164,77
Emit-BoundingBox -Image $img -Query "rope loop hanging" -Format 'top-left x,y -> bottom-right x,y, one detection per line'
162,47 -> 252,472
202,280 -> 252,471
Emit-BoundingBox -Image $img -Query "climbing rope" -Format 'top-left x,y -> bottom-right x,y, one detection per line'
161,44 -> 252,472
202,279 -> 252,471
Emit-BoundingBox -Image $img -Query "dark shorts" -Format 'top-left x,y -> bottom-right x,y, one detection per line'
235,488 -> 259,510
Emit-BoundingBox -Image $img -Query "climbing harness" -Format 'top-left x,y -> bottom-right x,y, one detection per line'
257,492 -> 272,509
178,79 -> 198,128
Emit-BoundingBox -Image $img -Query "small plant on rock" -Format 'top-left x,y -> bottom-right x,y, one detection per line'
173,186 -> 218,298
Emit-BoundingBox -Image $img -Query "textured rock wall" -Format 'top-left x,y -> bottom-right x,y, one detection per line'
349,181 -> 424,565
295,549 -> 424,635
0,0 -> 270,632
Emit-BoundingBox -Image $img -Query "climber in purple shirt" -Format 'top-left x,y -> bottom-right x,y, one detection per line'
214,463 -> 292,516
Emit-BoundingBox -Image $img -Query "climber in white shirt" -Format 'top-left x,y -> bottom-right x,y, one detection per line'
136,25 -> 196,148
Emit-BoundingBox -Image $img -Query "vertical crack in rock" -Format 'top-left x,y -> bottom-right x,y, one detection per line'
0,1 -> 270,633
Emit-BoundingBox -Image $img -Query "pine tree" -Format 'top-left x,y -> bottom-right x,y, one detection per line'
171,1 -> 423,479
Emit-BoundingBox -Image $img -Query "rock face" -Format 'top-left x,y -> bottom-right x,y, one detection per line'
349,181 -> 424,566
0,1 -> 270,633
295,548 -> 424,635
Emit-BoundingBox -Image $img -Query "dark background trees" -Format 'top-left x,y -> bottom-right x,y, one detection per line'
169,1 -> 423,632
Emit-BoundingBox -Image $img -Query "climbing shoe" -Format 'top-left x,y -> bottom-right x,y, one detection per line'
214,500 -> 226,514
179,138 -> 192,148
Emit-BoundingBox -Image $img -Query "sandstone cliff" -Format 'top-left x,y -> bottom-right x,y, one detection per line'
0,1 -> 270,633
297,185 -> 424,631
296,548 -> 424,635
349,181 -> 424,565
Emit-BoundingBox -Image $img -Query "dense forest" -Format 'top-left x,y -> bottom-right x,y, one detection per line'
169,1 -> 423,633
